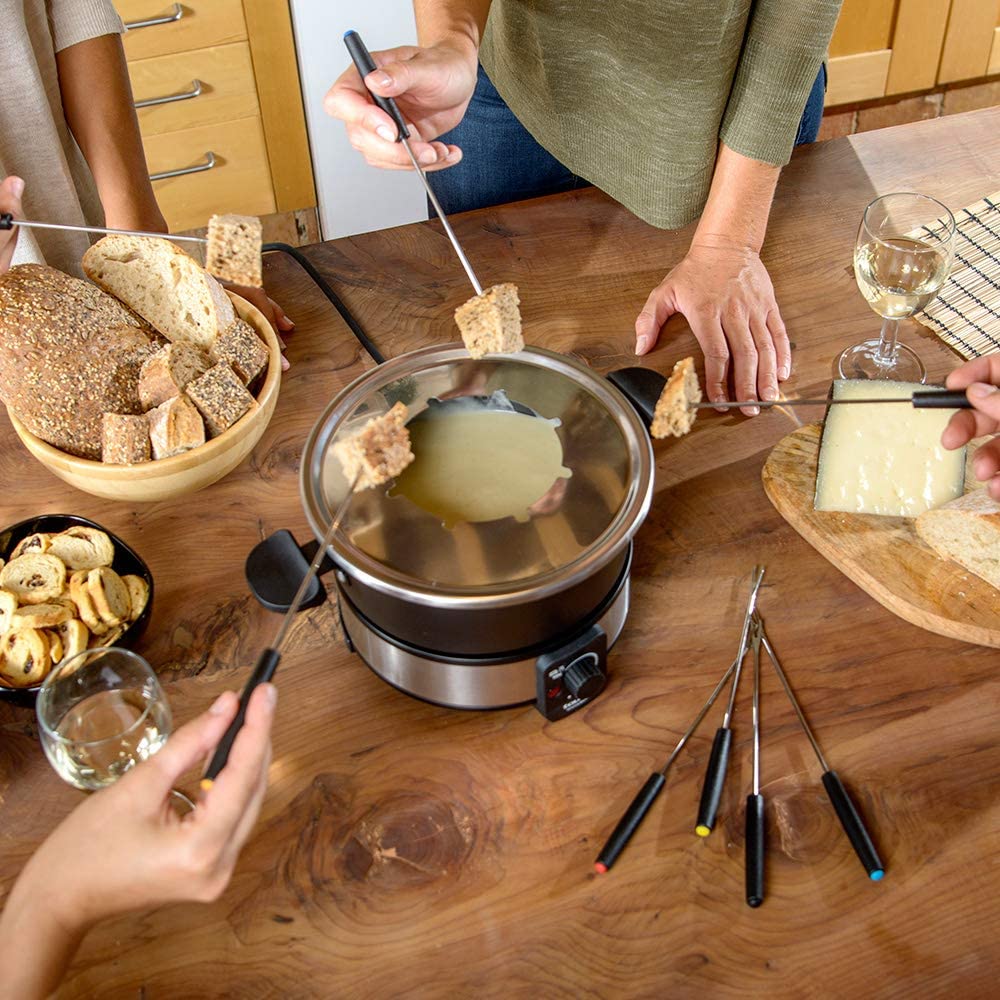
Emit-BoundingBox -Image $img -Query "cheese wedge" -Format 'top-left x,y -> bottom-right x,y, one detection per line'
814,379 -> 965,517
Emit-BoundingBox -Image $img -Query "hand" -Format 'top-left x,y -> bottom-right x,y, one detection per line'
224,283 -> 295,371
634,238 -> 792,417
0,175 -> 25,273
941,355 -> 1000,500
0,686 -> 275,998
323,41 -> 478,171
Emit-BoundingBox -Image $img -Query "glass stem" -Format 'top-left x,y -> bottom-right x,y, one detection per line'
874,318 -> 899,364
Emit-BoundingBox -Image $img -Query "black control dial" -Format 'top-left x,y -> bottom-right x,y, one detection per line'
564,655 -> 605,700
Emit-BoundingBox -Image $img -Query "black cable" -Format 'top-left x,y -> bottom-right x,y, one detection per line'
262,242 -> 386,365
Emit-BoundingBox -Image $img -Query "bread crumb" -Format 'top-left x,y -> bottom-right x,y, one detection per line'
332,402 -> 414,491
651,357 -> 702,438
454,283 -> 523,359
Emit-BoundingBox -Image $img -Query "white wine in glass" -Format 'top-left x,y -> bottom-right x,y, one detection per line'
37,647 -> 172,792
838,193 -> 955,382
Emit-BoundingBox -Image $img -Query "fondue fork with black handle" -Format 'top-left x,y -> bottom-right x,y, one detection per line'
693,389 -> 974,410
695,565 -> 765,837
759,624 -> 885,881
201,476 -> 359,790
745,615 -> 765,908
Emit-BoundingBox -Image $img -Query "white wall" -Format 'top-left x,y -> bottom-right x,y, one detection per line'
289,0 -> 428,239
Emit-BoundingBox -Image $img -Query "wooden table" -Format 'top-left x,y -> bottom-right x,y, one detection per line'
2,108 -> 999,999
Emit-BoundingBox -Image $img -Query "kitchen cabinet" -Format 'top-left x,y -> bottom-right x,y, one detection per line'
114,1 -> 316,233
827,0 -> 1000,106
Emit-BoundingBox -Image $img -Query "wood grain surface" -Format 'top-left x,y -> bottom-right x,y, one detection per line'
762,423 -> 1000,647
1,109 -> 999,999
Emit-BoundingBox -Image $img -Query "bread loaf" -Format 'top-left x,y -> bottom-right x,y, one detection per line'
210,319 -> 269,388
138,342 -> 212,409
454,283 -> 523,359
148,394 -> 205,459
82,236 -> 235,351
915,490 -> 1000,591
186,362 -> 256,437
0,264 -> 160,458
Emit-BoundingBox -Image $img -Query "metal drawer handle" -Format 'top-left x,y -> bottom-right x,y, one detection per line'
124,3 -> 183,31
150,150 -> 216,181
135,79 -> 202,109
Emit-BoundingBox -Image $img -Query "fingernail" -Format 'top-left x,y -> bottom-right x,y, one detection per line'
446,149 -> 462,163
376,125 -> 395,142
9,176 -> 24,198
262,684 -> 278,709
713,398 -> 728,413
370,72 -> 392,88
209,693 -> 230,715
281,356 -> 290,371
778,365 -> 789,380
635,334 -> 651,355
748,406 -> 760,416
419,148 -> 437,165
762,385 -> 779,401
968,382 -> 997,400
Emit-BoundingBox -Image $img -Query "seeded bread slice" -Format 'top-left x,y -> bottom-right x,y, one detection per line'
206,214 -> 263,287
332,402 -> 414,492
82,235 -> 235,351
138,342 -> 212,410
651,357 -> 702,439
210,319 -> 269,388
0,628 -> 50,687
148,394 -> 206,459
186,362 -> 256,437
915,490 -> 1000,591
454,283 -> 523,359
86,567 -> 132,626
102,412 -> 151,465
0,554 -> 67,605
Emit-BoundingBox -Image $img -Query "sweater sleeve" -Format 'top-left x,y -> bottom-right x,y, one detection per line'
47,0 -> 124,53
719,0 -> 842,167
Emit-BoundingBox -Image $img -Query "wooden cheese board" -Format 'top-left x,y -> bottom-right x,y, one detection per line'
762,423 -> 1000,648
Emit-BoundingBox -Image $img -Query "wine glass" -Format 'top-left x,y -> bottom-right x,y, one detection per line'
837,192 -> 956,382
35,647 -> 187,805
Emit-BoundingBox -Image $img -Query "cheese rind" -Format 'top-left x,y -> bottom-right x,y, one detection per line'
814,380 -> 965,517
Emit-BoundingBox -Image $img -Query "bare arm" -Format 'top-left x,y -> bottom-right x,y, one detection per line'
56,33 -> 167,233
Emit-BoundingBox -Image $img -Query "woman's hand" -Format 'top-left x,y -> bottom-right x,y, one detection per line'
634,236 -> 792,417
324,40 -> 479,171
941,355 -> 1000,500
1,685 -> 275,999
223,283 -> 295,371
0,175 -> 25,273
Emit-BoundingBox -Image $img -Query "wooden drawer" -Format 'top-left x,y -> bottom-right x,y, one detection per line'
117,0 -> 246,60
145,117 -> 276,232
131,42 -> 260,136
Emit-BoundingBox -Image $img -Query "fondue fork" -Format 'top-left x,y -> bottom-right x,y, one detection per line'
200,476 -> 360,790
593,628 -> 755,874
758,623 -> 885,881
343,30 -> 484,296
694,389 -> 974,410
0,213 -> 206,245
695,565 -> 765,837
745,616 -> 765,908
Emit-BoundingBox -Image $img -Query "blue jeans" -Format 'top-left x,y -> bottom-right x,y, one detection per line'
430,63 -> 827,217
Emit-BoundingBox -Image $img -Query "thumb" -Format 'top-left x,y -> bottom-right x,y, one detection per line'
967,382 -> 1000,421
366,56 -> 434,99
127,691 -> 240,804
635,284 -> 677,356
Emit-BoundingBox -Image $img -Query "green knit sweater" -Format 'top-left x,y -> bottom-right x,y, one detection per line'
479,0 -> 842,229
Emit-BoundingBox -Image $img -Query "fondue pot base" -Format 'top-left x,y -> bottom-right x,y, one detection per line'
336,547 -> 631,717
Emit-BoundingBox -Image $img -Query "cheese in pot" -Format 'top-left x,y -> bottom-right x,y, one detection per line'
814,379 -> 965,517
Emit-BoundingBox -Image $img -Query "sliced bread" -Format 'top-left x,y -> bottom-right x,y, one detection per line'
915,490 -> 1000,591
0,554 -> 67,605
332,402 -> 414,491
82,235 -> 235,351
47,526 -> 115,571
651,357 -> 702,439
454,283 -> 523,359
186,362 -> 256,437
148,394 -> 206,459
138,342 -> 212,410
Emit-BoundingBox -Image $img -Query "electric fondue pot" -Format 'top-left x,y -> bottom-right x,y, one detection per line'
247,345 -> 661,720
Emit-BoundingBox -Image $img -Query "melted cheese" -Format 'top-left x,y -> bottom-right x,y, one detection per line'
814,380 -> 965,517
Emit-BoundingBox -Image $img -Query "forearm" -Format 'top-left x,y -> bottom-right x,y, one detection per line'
692,143 -> 781,254
56,34 -> 166,232
413,0 -> 491,51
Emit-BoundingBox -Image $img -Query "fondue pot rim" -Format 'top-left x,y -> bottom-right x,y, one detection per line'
299,344 -> 654,610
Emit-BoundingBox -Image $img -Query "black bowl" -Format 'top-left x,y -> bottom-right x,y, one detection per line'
0,514 -> 154,707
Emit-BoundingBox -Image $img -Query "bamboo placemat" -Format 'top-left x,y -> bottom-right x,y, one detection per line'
917,190 -> 1000,359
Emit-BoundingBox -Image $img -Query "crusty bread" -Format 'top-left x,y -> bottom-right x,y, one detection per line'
86,567 -> 131,626
10,533 -> 51,560
0,553 -> 67,605
454,283 -> 523,359
138,342 -> 212,410
332,402 -> 414,491
10,602 -> 74,630
0,588 -> 17,632
47,526 -> 115,571
102,412 -> 151,465
186,362 -> 256,437
651,357 -> 702,439
915,490 -> 1000,591
55,618 -> 89,661
82,235 -> 235,351
45,628 -> 64,664
0,629 -> 50,686
206,214 -> 263,287
69,569 -> 108,635
122,574 -> 149,621
210,319 -> 269,387
0,264 -> 160,458
148,394 -> 206,459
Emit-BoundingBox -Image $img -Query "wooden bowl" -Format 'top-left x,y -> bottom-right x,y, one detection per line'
8,294 -> 281,502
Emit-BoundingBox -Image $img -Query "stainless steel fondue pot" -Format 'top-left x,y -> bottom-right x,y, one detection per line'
248,344 -> 659,719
